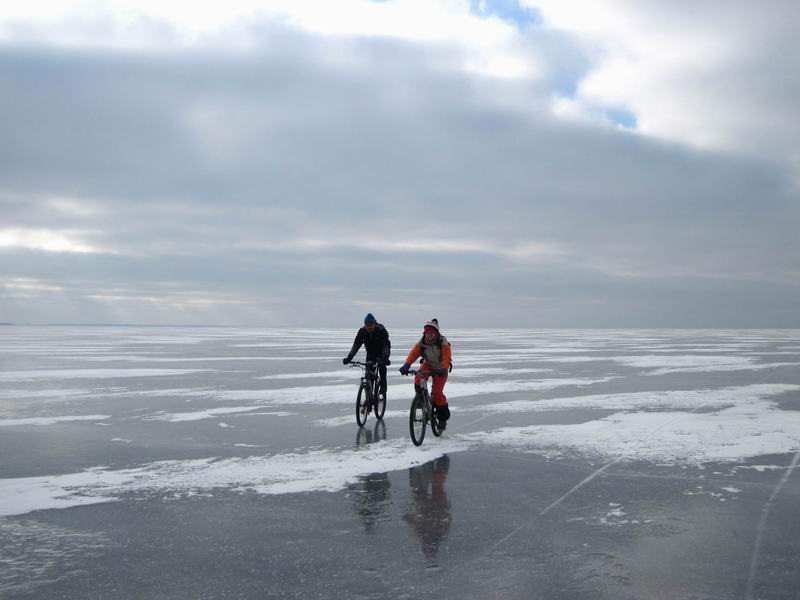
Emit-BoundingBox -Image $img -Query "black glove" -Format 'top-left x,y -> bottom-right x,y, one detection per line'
399,363 -> 410,375
342,357 -> 351,365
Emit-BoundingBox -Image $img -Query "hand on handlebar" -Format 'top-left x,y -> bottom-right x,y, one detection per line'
399,363 -> 410,376
342,357 -> 351,365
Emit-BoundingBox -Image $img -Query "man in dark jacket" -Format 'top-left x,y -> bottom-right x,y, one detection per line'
343,313 -> 391,400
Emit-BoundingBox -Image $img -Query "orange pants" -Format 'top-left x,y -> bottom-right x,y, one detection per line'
414,363 -> 448,407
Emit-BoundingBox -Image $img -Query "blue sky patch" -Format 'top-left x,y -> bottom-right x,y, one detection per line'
470,0 -> 541,29
605,107 -> 638,129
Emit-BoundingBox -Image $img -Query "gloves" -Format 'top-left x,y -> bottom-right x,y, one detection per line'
399,363 -> 410,375
342,357 -> 351,365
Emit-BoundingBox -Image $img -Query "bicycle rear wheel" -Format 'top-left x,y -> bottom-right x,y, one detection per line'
356,383 -> 370,427
409,394 -> 426,446
430,397 -> 443,437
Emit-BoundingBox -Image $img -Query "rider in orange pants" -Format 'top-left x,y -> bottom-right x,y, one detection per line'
399,319 -> 452,422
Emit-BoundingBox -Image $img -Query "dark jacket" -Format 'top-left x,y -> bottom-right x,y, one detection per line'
346,324 -> 391,362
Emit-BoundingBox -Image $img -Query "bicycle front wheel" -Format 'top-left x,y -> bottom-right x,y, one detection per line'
356,383 -> 370,427
409,394 -> 426,446
374,385 -> 386,420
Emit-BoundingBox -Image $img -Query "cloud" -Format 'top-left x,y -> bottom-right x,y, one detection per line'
528,0 -> 800,169
0,1 -> 798,326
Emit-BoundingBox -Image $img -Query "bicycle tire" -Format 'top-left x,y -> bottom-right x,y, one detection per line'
430,395 -> 443,437
374,381 -> 386,420
409,394 -> 426,446
356,382 -> 370,427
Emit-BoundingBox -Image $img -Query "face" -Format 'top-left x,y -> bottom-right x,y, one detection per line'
424,328 -> 437,342
365,322 -> 376,333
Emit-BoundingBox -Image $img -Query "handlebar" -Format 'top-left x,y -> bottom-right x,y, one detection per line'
403,368 -> 444,377
349,361 -> 378,367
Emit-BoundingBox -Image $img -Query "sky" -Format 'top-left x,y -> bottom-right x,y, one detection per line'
1,0 -> 799,328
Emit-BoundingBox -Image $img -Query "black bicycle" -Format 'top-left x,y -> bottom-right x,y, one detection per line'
349,361 -> 386,427
406,369 -> 443,446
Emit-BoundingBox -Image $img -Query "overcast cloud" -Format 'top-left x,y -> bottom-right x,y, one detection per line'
1,0 -> 798,327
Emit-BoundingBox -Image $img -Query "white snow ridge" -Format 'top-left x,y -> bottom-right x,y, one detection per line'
0,439 -> 470,517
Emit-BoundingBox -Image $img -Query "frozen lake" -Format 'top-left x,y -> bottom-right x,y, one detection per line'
2,326 -> 800,598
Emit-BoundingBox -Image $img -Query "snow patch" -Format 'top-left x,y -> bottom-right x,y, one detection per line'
462,392 -> 800,465
472,384 -> 797,414
0,439 -> 470,517
0,415 -> 111,427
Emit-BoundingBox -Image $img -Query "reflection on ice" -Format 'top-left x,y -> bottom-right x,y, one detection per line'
404,456 -> 451,562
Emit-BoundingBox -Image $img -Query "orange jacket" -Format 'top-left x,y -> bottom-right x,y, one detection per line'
405,337 -> 452,370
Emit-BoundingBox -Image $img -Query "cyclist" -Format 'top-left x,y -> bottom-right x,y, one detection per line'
399,319 -> 452,427
343,313 -> 391,403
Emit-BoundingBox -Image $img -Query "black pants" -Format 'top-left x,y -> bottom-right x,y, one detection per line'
368,358 -> 388,396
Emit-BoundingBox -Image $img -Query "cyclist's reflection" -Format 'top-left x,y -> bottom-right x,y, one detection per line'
350,421 -> 391,531
355,420 -> 387,446
403,455 -> 451,561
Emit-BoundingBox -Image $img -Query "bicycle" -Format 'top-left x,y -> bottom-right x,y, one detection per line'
406,369 -> 443,446
349,361 -> 387,427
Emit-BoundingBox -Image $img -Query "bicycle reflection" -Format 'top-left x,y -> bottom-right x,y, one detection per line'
403,455 -> 451,561
350,421 -> 391,531
355,420 -> 387,446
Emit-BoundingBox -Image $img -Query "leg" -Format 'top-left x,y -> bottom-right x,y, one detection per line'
379,363 -> 387,397
431,374 -> 449,420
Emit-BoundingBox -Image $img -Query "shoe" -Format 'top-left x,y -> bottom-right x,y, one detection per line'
439,418 -> 447,431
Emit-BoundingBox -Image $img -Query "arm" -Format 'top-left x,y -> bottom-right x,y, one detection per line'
345,329 -> 364,362
404,343 -> 422,365
399,342 -> 422,375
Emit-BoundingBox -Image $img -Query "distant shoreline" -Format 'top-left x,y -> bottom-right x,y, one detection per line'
1,324 -> 799,330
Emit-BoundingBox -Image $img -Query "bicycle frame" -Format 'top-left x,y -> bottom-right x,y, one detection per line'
409,371 -> 434,419
350,361 -> 386,426
350,361 -> 381,397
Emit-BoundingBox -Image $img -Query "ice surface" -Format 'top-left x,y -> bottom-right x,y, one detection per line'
0,369 -> 208,381
608,355 -> 800,375
2,326 -> 799,526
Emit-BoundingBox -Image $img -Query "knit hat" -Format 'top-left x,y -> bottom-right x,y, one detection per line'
423,319 -> 439,332
364,313 -> 377,325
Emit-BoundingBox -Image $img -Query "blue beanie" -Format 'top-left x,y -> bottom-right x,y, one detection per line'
364,313 -> 377,325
